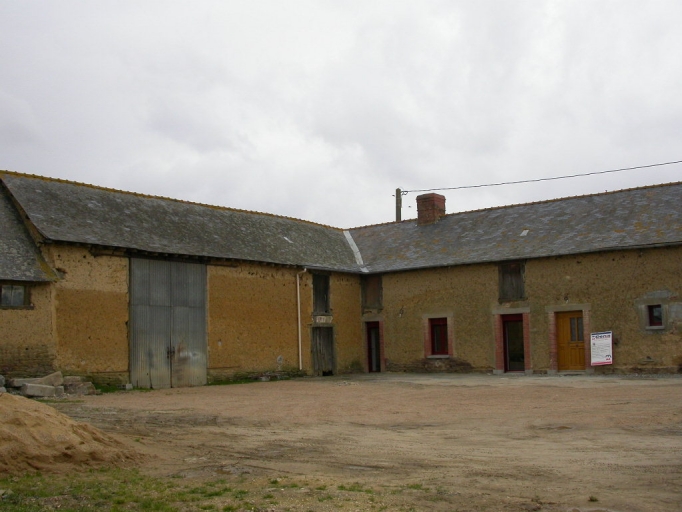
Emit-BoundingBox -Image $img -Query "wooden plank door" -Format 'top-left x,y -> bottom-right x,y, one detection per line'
312,326 -> 335,376
557,311 -> 585,371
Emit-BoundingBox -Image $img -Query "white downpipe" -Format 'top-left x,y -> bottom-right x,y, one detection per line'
296,268 -> 307,370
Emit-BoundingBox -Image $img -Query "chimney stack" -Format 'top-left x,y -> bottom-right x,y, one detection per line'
416,193 -> 446,225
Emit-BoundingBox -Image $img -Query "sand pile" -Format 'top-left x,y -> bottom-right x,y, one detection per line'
0,393 -> 141,474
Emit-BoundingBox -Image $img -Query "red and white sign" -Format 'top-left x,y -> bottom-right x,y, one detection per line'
591,331 -> 613,366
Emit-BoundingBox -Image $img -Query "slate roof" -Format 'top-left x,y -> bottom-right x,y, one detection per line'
0,172 -> 360,272
2,172 -> 681,277
348,182 -> 682,273
0,184 -> 57,282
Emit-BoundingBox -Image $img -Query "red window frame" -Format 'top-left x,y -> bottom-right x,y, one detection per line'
429,317 -> 449,355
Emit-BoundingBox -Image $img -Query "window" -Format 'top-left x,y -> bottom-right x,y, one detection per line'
499,261 -> 525,301
570,316 -> 584,341
0,284 -> 29,307
312,273 -> 330,314
429,317 -> 448,355
361,274 -> 382,310
647,304 -> 663,327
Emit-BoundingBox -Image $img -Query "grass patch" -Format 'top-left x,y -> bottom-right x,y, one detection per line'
337,482 -> 373,494
0,470 -> 251,512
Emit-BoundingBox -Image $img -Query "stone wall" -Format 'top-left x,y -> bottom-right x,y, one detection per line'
370,246 -> 682,374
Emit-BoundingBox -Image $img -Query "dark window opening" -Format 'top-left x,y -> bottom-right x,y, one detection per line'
1,284 -> 29,307
648,304 -> 663,327
362,274 -> 382,309
312,274 -> 330,314
430,317 -> 448,355
366,321 -> 381,372
499,262 -> 525,301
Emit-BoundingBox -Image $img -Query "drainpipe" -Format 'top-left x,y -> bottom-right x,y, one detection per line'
296,268 -> 308,370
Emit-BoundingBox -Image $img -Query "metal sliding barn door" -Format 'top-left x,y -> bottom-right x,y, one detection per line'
130,259 -> 207,388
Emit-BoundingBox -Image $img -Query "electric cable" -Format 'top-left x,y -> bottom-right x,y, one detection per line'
403,159 -> 682,194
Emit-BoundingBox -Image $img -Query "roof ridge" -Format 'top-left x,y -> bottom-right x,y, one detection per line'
349,180 -> 682,230
0,170 -> 342,231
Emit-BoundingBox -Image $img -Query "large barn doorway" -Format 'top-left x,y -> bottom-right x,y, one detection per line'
129,258 -> 207,388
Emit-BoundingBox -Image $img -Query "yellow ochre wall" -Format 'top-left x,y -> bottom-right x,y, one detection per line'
46,246 -> 129,383
207,265 -> 363,379
328,272 -> 363,373
0,282 -> 54,376
5,243 -> 679,383
207,263 -> 309,379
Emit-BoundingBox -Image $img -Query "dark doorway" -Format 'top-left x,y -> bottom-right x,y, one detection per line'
503,314 -> 524,372
366,321 -> 381,372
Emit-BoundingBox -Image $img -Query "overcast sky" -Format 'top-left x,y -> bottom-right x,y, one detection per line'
1,1 -> 681,228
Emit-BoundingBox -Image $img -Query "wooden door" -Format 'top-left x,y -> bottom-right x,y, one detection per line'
366,322 -> 381,372
557,311 -> 585,371
312,326 -> 335,376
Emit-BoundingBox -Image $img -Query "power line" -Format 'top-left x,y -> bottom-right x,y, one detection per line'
404,159 -> 682,194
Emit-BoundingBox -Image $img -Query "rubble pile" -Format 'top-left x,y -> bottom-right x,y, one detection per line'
0,372 -> 97,398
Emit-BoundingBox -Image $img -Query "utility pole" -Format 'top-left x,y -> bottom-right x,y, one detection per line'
395,188 -> 402,222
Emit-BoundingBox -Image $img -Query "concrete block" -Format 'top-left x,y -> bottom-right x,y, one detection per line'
7,378 -> 38,388
65,381 -> 97,396
21,383 -> 57,398
0,387 -> 6,394
0,375 -> 5,387
63,375 -> 84,385
55,386 -> 65,397
35,371 -> 64,387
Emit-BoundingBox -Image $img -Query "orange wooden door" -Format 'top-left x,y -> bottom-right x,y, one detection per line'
557,311 -> 585,371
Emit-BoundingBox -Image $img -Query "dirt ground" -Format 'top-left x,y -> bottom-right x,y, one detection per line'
50,373 -> 682,512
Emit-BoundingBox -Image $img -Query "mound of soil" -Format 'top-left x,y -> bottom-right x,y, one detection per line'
0,393 -> 141,474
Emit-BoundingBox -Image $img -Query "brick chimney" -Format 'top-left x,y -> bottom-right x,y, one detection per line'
416,193 -> 446,225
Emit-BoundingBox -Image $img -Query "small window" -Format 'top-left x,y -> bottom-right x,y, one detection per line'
0,284 -> 29,307
430,317 -> 449,355
647,304 -> 663,327
312,274 -> 330,314
362,274 -> 382,310
499,262 -> 525,301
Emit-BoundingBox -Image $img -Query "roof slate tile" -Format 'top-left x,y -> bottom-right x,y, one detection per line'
1,173 -> 360,272
348,183 -> 682,273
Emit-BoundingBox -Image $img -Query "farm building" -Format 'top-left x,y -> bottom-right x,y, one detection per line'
1,170 -> 681,387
